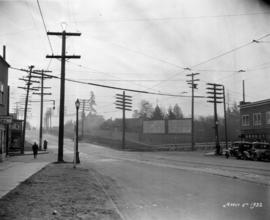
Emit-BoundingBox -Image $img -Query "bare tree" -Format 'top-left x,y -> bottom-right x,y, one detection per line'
173,104 -> 184,119
133,100 -> 154,119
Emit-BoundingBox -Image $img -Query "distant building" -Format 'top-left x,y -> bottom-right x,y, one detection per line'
10,119 -> 23,152
0,52 -> 10,161
240,99 -> 270,142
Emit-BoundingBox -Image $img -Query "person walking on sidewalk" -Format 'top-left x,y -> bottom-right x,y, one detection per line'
43,139 -> 48,151
32,142 -> 38,159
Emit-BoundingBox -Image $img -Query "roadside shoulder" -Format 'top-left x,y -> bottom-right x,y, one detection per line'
0,162 -> 122,220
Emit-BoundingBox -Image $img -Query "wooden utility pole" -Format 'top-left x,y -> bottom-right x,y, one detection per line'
18,65 -> 38,154
79,99 -> 90,137
223,86 -> 228,149
32,70 -> 52,150
206,83 -> 223,155
115,91 -> 132,150
78,97 -> 95,137
46,30 -> 81,162
186,73 -> 200,151
75,99 -> 80,163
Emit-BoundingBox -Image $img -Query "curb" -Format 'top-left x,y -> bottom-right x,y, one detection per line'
7,151 -> 49,157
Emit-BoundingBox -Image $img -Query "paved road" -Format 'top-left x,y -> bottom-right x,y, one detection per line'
41,134 -> 269,220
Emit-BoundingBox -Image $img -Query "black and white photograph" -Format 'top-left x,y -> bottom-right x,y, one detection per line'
0,0 -> 269,219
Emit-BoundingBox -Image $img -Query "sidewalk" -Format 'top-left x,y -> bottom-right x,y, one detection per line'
0,150 -> 122,220
0,150 -> 56,199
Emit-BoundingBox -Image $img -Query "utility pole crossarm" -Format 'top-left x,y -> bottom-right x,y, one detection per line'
207,100 -> 223,103
33,92 -> 52,95
19,78 -> 40,83
206,83 -> 223,87
186,73 -> 200,76
207,92 -> 223,95
186,79 -> 200,82
32,87 -> 51,89
18,87 -> 39,91
46,55 -> 81,59
34,70 -> 52,73
47,31 -> 81,36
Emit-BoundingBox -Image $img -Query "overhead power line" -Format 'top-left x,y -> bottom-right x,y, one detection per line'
69,33 -> 270,95
10,66 -> 206,98
36,0 -> 54,54
66,61 -> 168,92
144,33 -> 270,91
76,11 -> 270,23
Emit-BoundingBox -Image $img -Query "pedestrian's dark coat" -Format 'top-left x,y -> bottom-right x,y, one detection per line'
32,142 -> 38,157
43,140 -> 48,150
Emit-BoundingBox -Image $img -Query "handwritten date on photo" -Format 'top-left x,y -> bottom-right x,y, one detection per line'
222,202 -> 263,209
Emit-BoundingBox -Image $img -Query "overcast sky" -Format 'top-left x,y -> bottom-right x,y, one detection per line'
1,0 -> 270,126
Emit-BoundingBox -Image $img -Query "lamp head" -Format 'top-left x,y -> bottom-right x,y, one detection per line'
75,99 -> 80,108
61,22 -> 67,31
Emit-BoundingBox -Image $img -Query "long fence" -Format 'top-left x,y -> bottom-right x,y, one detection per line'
82,131 -> 227,151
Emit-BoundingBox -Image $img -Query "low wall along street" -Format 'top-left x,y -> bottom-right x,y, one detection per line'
143,120 -> 165,134
168,119 -> 191,134
140,119 -> 192,145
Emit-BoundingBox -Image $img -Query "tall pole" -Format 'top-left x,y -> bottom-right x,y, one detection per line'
115,91 -> 132,150
206,83 -> 223,155
21,65 -> 34,154
75,99 -> 80,163
31,70 -> 52,150
122,91 -> 126,150
39,71 -> 44,150
191,75 -> 195,151
213,85 -> 220,154
58,31 -> 66,162
186,73 -> 200,151
223,86 -> 228,149
47,31 -> 81,162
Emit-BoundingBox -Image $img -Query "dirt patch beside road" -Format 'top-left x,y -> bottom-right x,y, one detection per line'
0,163 -> 122,220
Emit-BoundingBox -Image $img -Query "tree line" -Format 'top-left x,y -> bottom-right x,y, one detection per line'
132,100 -> 184,120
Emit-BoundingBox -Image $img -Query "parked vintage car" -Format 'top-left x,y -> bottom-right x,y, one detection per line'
227,141 -> 253,159
249,142 -> 270,161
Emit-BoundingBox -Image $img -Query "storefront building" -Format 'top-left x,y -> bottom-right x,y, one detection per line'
240,99 -> 270,142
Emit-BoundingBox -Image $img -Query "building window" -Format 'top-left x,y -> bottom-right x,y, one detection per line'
253,113 -> 262,126
266,111 -> 270,124
242,114 -> 250,126
0,82 -> 4,105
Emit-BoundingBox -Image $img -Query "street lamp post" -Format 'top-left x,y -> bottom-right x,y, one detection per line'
75,99 -> 80,164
